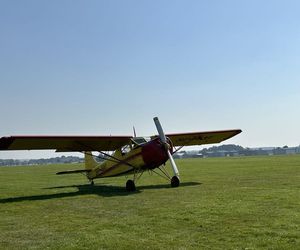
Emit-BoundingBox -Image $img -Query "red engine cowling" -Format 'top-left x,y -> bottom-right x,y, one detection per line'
141,137 -> 173,169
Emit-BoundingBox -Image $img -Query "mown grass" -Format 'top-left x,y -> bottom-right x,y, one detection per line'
0,155 -> 299,249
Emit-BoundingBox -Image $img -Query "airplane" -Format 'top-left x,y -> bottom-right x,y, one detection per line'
0,117 -> 241,191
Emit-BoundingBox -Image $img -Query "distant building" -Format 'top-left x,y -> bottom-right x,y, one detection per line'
284,147 -> 298,155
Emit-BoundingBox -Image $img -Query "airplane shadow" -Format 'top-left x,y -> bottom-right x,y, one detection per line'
0,182 -> 201,204
137,182 -> 201,190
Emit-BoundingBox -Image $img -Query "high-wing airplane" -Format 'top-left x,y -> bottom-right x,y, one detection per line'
0,117 -> 241,191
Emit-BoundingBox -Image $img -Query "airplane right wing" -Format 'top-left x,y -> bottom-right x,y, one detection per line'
166,129 -> 242,147
151,129 -> 242,147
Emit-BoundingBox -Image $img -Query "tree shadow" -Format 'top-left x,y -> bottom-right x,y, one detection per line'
0,182 -> 202,204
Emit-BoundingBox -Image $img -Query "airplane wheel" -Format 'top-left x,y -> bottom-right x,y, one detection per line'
171,176 -> 180,188
126,180 -> 136,192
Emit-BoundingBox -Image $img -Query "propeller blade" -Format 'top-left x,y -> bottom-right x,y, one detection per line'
133,126 -> 137,137
167,150 -> 179,176
153,117 -> 179,177
153,117 -> 167,143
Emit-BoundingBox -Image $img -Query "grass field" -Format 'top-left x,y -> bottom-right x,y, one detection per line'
0,155 -> 299,249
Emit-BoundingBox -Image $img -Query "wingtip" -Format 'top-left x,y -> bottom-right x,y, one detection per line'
0,137 -> 14,150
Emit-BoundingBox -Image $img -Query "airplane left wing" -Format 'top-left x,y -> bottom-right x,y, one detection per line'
152,129 -> 242,147
0,135 -> 133,152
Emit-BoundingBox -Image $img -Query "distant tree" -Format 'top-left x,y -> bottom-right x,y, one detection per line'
199,144 -> 244,154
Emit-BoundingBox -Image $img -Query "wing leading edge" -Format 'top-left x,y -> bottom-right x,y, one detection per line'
0,135 -> 133,152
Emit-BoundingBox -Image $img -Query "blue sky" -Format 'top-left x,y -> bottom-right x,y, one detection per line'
1,1 -> 300,159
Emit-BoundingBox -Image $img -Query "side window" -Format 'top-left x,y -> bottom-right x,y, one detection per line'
121,144 -> 131,155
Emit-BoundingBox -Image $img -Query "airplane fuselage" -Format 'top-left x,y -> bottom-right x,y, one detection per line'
87,138 -> 171,179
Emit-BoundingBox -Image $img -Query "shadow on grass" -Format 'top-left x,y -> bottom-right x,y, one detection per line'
0,182 -> 201,203
138,182 -> 201,190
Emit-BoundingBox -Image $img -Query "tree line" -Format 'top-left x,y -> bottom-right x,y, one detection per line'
0,156 -> 83,166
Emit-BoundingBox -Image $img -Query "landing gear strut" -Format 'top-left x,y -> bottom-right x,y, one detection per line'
126,180 -> 136,191
171,176 -> 180,187
90,180 -> 94,186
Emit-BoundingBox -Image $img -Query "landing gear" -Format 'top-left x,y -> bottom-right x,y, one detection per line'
171,176 -> 180,188
126,179 -> 136,192
90,180 -> 94,186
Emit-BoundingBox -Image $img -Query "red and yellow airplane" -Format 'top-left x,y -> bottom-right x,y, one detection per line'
0,117 -> 241,191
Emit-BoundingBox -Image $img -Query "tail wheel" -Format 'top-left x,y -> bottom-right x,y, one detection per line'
126,180 -> 136,192
171,176 -> 180,188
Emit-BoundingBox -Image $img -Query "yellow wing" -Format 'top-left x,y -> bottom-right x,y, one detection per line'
0,135 -> 132,152
155,129 -> 242,147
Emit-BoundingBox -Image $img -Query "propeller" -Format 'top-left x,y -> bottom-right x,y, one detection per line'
153,117 -> 179,178
133,126 -> 137,137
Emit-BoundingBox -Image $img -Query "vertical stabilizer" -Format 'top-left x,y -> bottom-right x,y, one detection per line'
85,151 -> 98,170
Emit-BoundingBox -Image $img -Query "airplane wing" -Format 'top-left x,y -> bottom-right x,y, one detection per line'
0,135 -> 133,152
158,129 -> 242,147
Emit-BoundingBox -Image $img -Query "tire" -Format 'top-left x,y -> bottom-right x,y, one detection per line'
126,180 -> 136,191
171,176 -> 180,187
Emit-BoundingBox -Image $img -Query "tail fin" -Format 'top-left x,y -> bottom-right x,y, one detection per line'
56,152 -> 97,176
85,151 -> 98,170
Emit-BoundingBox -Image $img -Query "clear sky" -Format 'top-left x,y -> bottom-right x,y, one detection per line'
0,0 -> 300,159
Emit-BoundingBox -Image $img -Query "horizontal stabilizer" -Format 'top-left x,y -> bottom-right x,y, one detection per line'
56,169 -> 90,175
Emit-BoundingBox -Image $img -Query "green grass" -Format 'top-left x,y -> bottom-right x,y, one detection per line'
0,155 -> 299,250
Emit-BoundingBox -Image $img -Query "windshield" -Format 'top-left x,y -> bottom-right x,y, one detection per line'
131,137 -> 151,146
